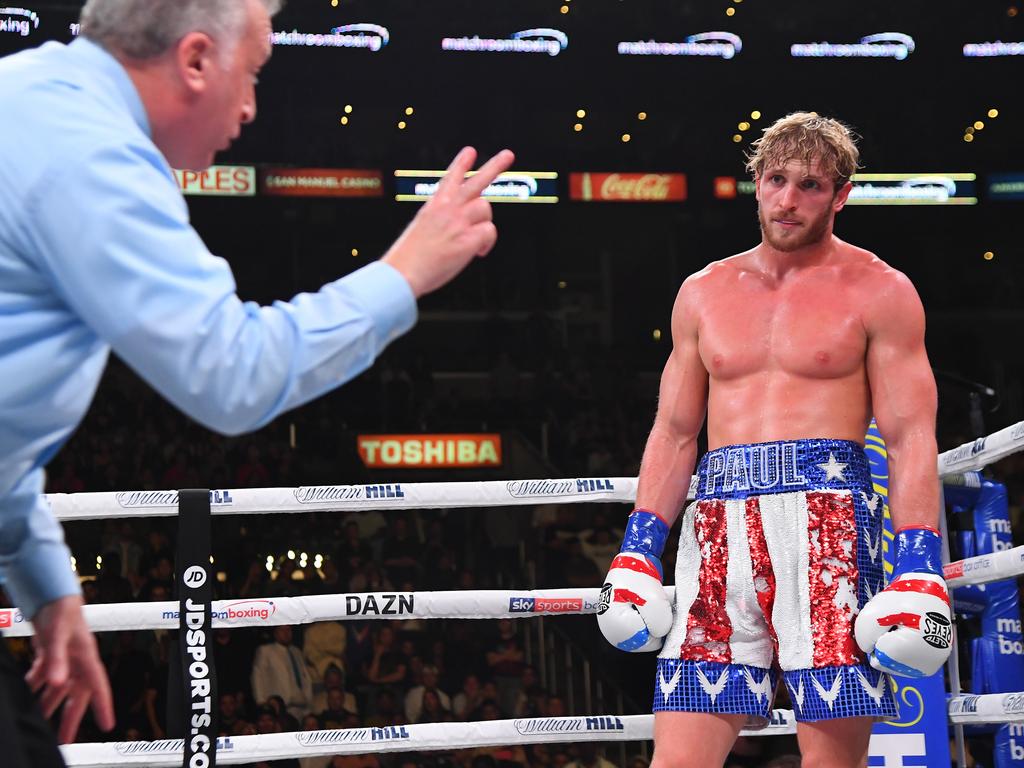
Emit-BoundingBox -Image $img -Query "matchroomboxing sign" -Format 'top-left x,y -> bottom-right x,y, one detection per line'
357,434 -> 502,468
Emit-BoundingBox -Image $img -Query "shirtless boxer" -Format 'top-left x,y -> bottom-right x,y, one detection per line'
597,112 -> 952,768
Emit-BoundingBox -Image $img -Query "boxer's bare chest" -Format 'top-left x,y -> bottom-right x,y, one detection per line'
696,268 -> 869,383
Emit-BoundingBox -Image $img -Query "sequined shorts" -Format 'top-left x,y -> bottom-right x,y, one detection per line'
653,438 -> 899,723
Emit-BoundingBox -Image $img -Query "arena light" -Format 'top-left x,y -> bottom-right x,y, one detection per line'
573,123 -> 583,132
577,109 -> 586,118
621,133 -> 631,143
983,251 -> 995,260
339,116 -> 349,125
638,111 -> 647,120
344,105 -> 353,114
351,248 -> 359,257
751,110 -> 761,120
988,108 -> 999,118
398,120 -> 407,130
726,7 -> 735,16
558,280 -> 567,289
405,106 -> 414,116
732,133 -> 742,143
974,120 -> 985,130
652,329 -> 662,341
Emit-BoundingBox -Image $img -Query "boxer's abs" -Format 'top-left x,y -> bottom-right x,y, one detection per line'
706,369 -> 872,450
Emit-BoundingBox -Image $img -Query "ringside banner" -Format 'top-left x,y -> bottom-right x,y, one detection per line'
357,434 -> 502,468
569,173 -> 687,202
395,170 -> 558,203
174,166 -> 256,197
260,168 -> 383,198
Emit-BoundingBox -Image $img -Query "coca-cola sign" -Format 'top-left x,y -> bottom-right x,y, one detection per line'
570,172 -> 686,202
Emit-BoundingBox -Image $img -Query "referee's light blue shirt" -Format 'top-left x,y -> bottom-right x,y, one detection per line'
0,38 -> 417,618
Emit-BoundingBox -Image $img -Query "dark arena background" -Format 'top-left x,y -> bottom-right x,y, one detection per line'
2,2 -> 1023,767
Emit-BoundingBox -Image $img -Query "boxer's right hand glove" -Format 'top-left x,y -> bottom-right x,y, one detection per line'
854,526 -> 953,677
597,509 -> 673,652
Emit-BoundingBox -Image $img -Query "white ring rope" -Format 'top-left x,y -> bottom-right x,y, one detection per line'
0,587 -> 617,636
2,537 -> 1021,636
25,420 -> 1024,766
944,544 -> 1024,587
60,712 -> 799,767
938,420 -> 1024,476
45,478 -> 638,521
42,419 -> 1024,523
948,693 -> 1024,725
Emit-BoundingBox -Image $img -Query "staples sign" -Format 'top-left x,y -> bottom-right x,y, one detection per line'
358,434 -> 502,468
570,172 -> 687,202
175,166 -> 256,196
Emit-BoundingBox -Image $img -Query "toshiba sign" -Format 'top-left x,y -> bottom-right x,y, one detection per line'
174,166 -> 256,196
570,172 -> 687,202
357,434 -> 502,468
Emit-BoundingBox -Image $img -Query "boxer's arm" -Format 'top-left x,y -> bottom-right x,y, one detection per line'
865,269 -> 939,529
634,278 -> 709,526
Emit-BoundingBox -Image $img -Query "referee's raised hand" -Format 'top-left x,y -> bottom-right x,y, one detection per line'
382,147 -> 515,297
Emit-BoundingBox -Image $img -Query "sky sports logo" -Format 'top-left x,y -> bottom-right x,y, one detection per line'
509,597 -> 586,613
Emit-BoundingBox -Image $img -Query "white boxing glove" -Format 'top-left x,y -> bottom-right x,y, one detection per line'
854,526 -> 953,678
598,510 -> 674,652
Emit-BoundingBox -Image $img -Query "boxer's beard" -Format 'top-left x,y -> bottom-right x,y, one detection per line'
758,202 -> 833,253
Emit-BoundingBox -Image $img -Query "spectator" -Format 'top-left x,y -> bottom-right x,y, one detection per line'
364,689 -> 405,729
563,744 -> 616,768
319,685 -> 358,729
484,619 -> 526,716
452,673 -> 485,721
404,664 -> 451,723
304,621 -> 347,681
252,625 -> 314,721
218,692 -> 251,737
416,689 -> 452,724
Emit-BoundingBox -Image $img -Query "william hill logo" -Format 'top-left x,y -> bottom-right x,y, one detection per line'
116,490 -> 233,507
506,478 -> 615,498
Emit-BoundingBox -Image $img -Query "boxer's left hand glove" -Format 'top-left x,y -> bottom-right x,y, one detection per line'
854,526 -> 953,677
597,510 -> 673,653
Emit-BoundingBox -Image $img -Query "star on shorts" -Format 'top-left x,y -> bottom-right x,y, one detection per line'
817,452 -> 848,482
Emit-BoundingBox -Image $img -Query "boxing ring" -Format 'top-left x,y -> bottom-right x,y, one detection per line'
2,421 -> 1022,767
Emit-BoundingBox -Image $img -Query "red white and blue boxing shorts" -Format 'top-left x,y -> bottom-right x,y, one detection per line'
653,438 -> 899,723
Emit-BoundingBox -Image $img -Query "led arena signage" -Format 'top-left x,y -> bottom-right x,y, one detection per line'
260,168 -> 383,198
963,41 -> 1024,57
271,23 -> 389,50
174,166 -> 256,197
987,173 -> 1024,201
847,173 -> 977,205
395,170 -> 558,203
441,28 -> 568,57
570,173 -> 687,202
0,7 -> 39,37
357,434 -> 502,468
791,32 -> 916,60
617,32 -> 742,59
713,174 -> 976,205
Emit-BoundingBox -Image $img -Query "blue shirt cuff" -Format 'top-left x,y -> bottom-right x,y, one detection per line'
3,538 -> 80,620
338,261 -> 417,346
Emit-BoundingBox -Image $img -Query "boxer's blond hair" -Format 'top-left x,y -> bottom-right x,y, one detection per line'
745,112 -> 860,191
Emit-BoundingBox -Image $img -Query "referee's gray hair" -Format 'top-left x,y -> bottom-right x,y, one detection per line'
80,0 -> 283,60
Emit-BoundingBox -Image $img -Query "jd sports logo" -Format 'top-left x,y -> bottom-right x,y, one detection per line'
923,612 -> 952,649
598,583 -> 612,615
183,566 -> 207,589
